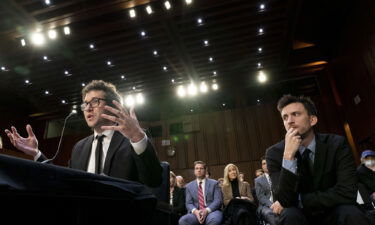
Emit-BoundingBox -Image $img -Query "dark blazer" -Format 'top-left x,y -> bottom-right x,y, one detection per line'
172,186 -> 187,215
69,131 -> 162,187
266,133 -> 357,212
254,175 -> 272,208
185,178 -> 223,213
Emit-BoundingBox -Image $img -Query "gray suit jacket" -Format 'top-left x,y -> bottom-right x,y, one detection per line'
185,178 -> 223,213
254,175 -> 273,208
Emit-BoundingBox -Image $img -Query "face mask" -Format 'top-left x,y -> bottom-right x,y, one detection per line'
364,159 -> 375,167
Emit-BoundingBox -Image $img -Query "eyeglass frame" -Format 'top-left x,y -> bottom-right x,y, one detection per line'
80,97 -> 107,111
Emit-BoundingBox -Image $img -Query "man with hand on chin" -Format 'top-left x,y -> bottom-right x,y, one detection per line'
5,80 -> 162,187
266,95 -> 374,225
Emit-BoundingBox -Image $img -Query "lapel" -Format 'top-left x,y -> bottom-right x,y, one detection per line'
204,179 -> 210,199
79,135 -> 94,171
238,180 -> 243,195
261,175 -> 270,192
103,131 -> 124,174
313,134 -> 329,189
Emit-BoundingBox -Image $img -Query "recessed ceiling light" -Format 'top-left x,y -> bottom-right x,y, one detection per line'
171,79 -> 175,83
190,109 -> 194,112
48,29 -> 57,39
30,32 -> 45,46
163,66 -> 167,71
185,0 -> 192,5
107,61 -> 112,66
164,1 -> 171,10
204,40 -> 209,46
121,75 -> 126,80
212,83 -> 219,90
63,26 -> 70,35
200,82 -> 208,93
45,0 -> 51,5
258,47 -> 262,52
145,5 -> 153,14
61,100 -> 66,104
89,44 -> 95,49
1,66 -> 6,71
153,50 -> 158,56
43,55 -> 48,61
209,57 -> 213,62
129,9 -> 136,18
260,4 -> 265,10
258,28 -> 264,34
257,71 -> 267,83
45,90 -> 50,95
25,80 -> 30,84
258,62 -> 262,67
132,86 -> 136,90
213,71 -> 217,75
20,39 -> 26,46
197,18 -> 203,25
140,31 -> 146,37
222,103 -> 226,107
81,83 -> 85,87
177,85 -> 186,97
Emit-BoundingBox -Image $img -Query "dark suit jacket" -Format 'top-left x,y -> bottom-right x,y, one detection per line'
266,133 -> 357,212
68,131 -> 162,187
185,178 -> 223,213
254,175 -> 272,208
172,186 -> 187,215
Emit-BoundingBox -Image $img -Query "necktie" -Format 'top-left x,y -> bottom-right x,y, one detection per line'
297,149 -> 313,193
95,135 -> 105,174
266,175 -> 274,202
198,181 -> 205,210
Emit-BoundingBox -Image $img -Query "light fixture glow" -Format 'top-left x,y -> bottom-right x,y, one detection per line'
45,90 -> 49,95
30,32 -> 45,46
125,95 -> 135,107
89,44 -> 95,49
258,62 -> 262,68
153,50 -> 158,56
185,0 -> 192,5
48,29 -> 57,39
121,75 -> 125,80
200,82 -> 208,93
209,57 -> 213,62
21,39 -> 26,46
171,79 -> 175,83
146,5 -> 153,14
63,26 -> 70,35
81,83 -> 85,87
107,61 -> 112,66
187,83 -> 197,96
258,47 -> 262,52
132,86 -> 136,90
61,100 -> 66,104
45,0 -> 51,5
257,71 -> 267,83
1,66 -> 5,71
140,31 -> 146,37
212,83 -> 219,90
213,71 -> 217,75
197,18 -> 203,24
177,86 -> 186,97
260,4 -> 265,10
163,66 -> 167,71
136,93 -> 144,104
204,40 -> 209,46
258,28 -> 264,34
43,56 -> 48,60
129,9 -> 136,18
164,1 -> 171,10
25,80 -> 30,84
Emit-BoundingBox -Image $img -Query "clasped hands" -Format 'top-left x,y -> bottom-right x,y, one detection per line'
193,209 -> 208,224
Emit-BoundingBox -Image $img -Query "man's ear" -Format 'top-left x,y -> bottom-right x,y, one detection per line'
310,115 -> 318,126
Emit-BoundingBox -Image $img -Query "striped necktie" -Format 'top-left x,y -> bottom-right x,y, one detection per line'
198,181 -> 205,209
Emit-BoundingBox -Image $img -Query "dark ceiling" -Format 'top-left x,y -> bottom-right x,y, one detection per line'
0,0 -> 351,121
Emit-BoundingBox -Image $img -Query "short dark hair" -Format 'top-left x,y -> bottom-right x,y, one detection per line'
194,161 -> 207,169
277,95 -> 317,116
81,80 -> 121,107
260,156 -> 266,161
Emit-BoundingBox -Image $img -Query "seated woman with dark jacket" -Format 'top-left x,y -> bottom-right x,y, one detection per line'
170,171 -> 186,225
221,164 -> 257,225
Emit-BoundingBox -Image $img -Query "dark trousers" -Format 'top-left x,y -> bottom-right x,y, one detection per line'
278,205 -> 375,225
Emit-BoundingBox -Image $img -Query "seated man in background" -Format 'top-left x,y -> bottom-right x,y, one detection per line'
254,156 -> 277,225
357,150 -> 375,206
4,80 -> 162,187
179,161 -> 222,225
266,95 -> 374,225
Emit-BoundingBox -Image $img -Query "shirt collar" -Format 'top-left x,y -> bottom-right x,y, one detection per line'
94,129 -> 115,140
299,136 -> 316,154
197,178 -> 206,184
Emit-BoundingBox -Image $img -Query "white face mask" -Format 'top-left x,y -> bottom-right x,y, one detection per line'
364,159 -> 375,167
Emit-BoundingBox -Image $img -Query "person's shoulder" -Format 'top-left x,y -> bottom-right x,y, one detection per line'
316,133 -> 346,146
266,139 -> 285,157
207,178 -> 219,185
186,180 -> 196,189
254,175 -> 264,183
74,135 -> 93,147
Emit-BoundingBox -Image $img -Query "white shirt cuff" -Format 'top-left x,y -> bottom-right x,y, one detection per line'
206,207 -> 211,213
192,208 -> 197,213
34,150 -> 42,161
282,158 -> 297,174
130,132 -> 147,155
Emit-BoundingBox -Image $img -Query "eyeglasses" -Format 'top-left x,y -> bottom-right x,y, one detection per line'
80,98 -> 106,111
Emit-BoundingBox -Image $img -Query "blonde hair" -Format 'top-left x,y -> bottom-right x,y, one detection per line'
223,163 -> 240,186
170,171 -> 176,186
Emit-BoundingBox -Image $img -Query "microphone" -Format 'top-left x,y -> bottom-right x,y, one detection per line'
42,110 -> 77,164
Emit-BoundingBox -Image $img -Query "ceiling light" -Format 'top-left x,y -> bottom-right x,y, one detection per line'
257,99 -> 261,103
212,83 -> 219,90
200,82 -> 208,93
164,1 -> 171,10
30,32 -> 45,46
64,70 -> 71,76
153,50 -> 158,56
190,109 -> 194,112
1,66 -> 5,71
107,61 -> 112,66
63,26 -> 70,35
73,105 -> 77,109
209,57 -> 213,62
222,103 -> 226,107
260,4 -> 265,10
61,100 -> 66,104
129,9 -> 136,18
45,90 -> 50,95
197,18 -> 203,25
45,0 -> 51,5
185,0 -> 192,5
48,29 -> 57,39
20,39 -> 26,46
43,55 -> 49,61
81,83 -> 85,87
136,93 -> 144,104
258,28 -> 264,34
132,86 -> 136,90
257,71 -> 267,83
121,75 -> 126,80
145,5 -> 153,14
187,83 -> 197,96
171,79 -> 175,83
213,71 -> 217,75
177,85 -> 186,97
140,31 -> 146,37
258,62 -> 262,68
163,66 -> 167,71
89,44 -> 95,49
204,40 -> 209,46
125,95 -> 135,107
25,80 -> 30,84
258,47 -> 262,52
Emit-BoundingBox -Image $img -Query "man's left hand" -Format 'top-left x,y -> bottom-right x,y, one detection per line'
270,201 -> 284,215
198,209 -> 208,224
101,100 -> 144,142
